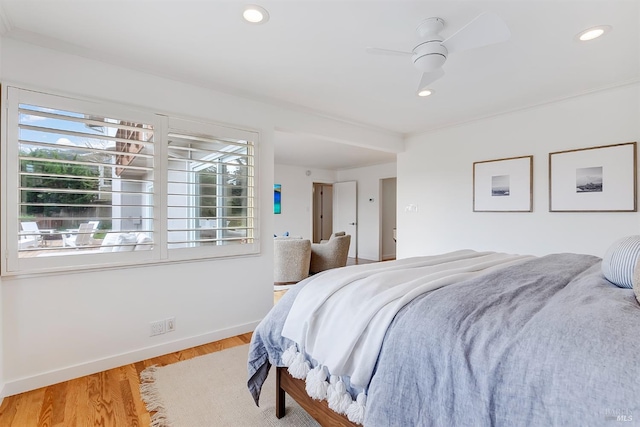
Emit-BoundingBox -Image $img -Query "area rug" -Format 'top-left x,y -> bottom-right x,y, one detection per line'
140,344 -> 319,427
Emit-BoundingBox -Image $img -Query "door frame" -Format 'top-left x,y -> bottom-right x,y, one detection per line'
312,182 -> 333,243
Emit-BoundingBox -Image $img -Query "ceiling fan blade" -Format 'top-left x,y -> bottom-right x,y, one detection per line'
442,11 -> 510,55
418,68 -> 445,91
366,47 -> 413,56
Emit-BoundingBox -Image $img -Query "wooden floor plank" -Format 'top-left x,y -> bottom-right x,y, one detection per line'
37,381 -> 68,427
0,394 -> 19,426
35,386 -> 54,427
50,381 -> 69,425
56,377 -> 82,427
119,377 -> 141,427
8,388 -> 46,427
124,364 -> 149,427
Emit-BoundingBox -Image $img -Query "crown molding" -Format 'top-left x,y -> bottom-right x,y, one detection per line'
0,2 -> 13,35
406,78 -> 640,139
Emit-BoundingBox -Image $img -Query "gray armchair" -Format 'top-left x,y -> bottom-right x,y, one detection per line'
309,232 -> 351,274
274,237 -> 312,284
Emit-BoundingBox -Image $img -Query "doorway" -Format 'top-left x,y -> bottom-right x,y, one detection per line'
312,183 -> 333,243
380,177 -> 397,261
312,180 -> 358,258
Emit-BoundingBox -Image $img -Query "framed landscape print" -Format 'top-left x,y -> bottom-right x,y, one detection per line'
473,155 -> 533,212
549,142 -> 637,212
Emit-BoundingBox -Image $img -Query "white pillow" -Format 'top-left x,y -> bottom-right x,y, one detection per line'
113,233 -> 138,252
135,233 -> 153,251
601,235 -> 640,289
100,233 -> 121,252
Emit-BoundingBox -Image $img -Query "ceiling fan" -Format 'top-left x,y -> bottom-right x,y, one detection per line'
366,12 -> 511,94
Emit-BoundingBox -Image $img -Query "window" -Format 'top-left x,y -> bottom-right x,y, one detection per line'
2,87 -> 259,275
165,118 -> 257,261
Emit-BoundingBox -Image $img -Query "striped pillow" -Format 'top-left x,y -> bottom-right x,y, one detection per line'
634,261 -> 640,304
601,236 -> 640,289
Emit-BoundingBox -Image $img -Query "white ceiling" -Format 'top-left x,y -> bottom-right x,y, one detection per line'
274,131 -> 397,170
1,0 -> 638,170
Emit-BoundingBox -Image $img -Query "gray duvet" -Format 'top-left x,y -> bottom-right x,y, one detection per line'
248,254 -> 640,426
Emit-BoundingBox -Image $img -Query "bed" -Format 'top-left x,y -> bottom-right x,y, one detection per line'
247,246 -> 640,426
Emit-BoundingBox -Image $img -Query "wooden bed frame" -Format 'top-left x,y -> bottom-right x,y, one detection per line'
276,367 -> 358,426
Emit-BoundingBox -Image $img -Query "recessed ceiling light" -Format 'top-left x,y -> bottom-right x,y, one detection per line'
243,4 -> 269,24
418,89 -> 434,97
576,25 -> 612,41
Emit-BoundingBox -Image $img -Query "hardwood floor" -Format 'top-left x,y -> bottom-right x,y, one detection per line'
0,333 -> 252,427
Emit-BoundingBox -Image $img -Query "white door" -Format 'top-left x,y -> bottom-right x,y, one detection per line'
333,181 -> 357,258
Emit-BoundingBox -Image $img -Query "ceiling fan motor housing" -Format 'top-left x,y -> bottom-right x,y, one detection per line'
412,17 -> 448,73
412,41 -> 447,72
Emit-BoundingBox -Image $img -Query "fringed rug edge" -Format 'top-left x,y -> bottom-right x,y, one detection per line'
139,365 -> 173,427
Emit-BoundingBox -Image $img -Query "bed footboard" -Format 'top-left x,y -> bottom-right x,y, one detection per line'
276,366 -> 357,426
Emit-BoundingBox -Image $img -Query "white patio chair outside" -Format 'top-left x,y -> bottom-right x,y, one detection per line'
63,221 -> 100,248
19,221 -> 43,249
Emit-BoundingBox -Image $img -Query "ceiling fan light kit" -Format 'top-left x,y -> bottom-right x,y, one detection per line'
367,12 -> 511,94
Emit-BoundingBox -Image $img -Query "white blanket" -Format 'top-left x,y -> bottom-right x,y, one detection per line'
281,250 -> 534,390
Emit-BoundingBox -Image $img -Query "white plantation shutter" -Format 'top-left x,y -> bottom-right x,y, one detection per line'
4,87 -> 158,274
166,118 -> 258,259
17,106 -> 155,242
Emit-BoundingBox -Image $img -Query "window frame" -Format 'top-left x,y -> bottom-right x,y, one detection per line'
1,85 -> 260,276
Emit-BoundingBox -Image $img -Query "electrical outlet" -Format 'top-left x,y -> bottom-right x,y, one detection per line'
150,320 -> 165,336
166,317 -> 176,332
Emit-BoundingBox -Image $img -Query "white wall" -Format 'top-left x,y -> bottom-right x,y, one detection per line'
0,33 -> 4,406
274,164 -> 336,238
0,38 -> 403,396
0,32 -> 4,405
398,83 -> 640,259
338,162 -> 397,261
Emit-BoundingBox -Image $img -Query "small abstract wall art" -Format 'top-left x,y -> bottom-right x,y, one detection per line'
274,184 -> 282,214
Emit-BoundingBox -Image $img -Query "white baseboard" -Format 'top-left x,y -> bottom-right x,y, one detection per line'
356,253 -> 378,262
0,381 -> 6,406
2,320 -> 260,398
